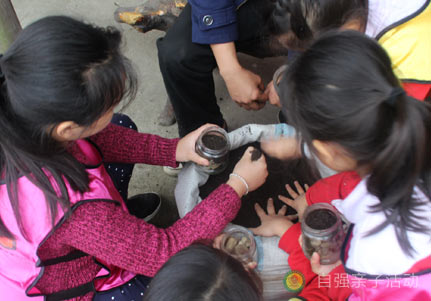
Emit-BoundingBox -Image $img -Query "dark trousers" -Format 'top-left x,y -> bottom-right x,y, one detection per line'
93,274 -> 151,301
104,113 -> 137,202
157,0 -> 281,137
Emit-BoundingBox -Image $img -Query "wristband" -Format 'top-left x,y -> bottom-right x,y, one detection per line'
229,173 -> 249,195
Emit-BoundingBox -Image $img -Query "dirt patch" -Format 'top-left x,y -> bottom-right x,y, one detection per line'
200,142 -> 320,228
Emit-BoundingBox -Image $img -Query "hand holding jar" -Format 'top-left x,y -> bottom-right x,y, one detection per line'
301,203 -> 346,265
175,124 -> 217,166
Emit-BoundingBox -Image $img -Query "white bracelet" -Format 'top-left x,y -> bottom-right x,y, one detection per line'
229,173 -> 249,195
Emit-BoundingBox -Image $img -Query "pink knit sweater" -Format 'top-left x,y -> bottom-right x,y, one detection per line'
34,123 -> 241,299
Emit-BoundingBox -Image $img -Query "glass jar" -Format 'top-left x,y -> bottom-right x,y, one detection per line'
301,203 -> 345,265
195,126 -> 230,175
221,225 -> 257,264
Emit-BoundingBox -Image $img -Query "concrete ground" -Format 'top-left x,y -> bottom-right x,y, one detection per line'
11,0 -> 286,225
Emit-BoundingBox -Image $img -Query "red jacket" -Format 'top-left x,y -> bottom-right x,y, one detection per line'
280,171 -> 431,300
279,172 -> 360,300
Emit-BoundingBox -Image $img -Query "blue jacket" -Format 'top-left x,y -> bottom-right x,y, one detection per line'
189,0 -> 248,44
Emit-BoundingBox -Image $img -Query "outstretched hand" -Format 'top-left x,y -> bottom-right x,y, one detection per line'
279,181 -> 309,221
250,198 -> 296,237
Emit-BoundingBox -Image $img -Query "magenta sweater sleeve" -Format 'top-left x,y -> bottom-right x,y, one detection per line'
53,184 -> 241,277
90,123 -> 179,167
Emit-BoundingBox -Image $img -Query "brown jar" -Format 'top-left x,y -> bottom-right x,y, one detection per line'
195,126 -> 230,175
301,203 -> 345,265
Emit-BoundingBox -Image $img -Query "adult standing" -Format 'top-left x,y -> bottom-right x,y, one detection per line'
157,0 -> 283,137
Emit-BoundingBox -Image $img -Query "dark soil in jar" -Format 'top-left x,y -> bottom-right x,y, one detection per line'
305,209 -> 337,230
199,142 -> 321,228
302,209 -> 344,263
202,134 -> 227,150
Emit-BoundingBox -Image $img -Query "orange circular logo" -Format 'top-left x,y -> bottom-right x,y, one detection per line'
283,270 -> 305,293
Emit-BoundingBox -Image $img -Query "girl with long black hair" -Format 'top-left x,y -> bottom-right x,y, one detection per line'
0,16 -> 267,300
255,30 -> 431,300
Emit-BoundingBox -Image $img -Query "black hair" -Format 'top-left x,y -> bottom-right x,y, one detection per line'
143,244 -> 263,301
0,16 -> 137,240
272,0 -> 368,49
281,30 -> 431,256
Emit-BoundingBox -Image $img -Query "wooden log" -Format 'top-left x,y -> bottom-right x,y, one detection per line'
114,0 -> 186,33
0,0 -> 21,53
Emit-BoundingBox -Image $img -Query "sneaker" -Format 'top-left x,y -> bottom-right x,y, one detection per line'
126,193 -> 162,221
163,163 -> 183,177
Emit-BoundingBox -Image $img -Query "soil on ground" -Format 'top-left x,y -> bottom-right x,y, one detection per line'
200,142 -> 320,228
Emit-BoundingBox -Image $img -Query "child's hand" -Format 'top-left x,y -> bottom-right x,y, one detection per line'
279,181 -> 309,221
310,252 -> 341,276
264,80 -> 281,107
250,198 -> 296,237
228,147 -> 268,196
260,137 -> 301,160
212,233 -> 225,250
175,124 -> 216,165
298,234 -> 341,276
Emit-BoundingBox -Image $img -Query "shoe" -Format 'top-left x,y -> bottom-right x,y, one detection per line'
126,193 -> 162,221
157,98 -> 176,126
163,163 -> 183,177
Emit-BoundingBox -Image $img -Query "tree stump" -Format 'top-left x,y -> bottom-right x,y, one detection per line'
0,0 -> 21,53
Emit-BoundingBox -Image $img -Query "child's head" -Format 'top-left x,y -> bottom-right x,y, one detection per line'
273,0 -> 367,49
281,30 -> 431,255
143,244 -> 263,301
0,16 -> 136,240
1,16 -> 136,141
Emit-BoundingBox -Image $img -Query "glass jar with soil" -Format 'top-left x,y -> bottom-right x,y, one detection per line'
301,203 -> 345,265
221,225 -> 257,264
195,126 -> 230,175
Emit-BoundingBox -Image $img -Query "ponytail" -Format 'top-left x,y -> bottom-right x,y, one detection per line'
366,93 -> 431,255
282,30 -> 431,256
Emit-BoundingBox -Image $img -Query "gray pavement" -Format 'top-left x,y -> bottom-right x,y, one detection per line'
12,0 -> 286,225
